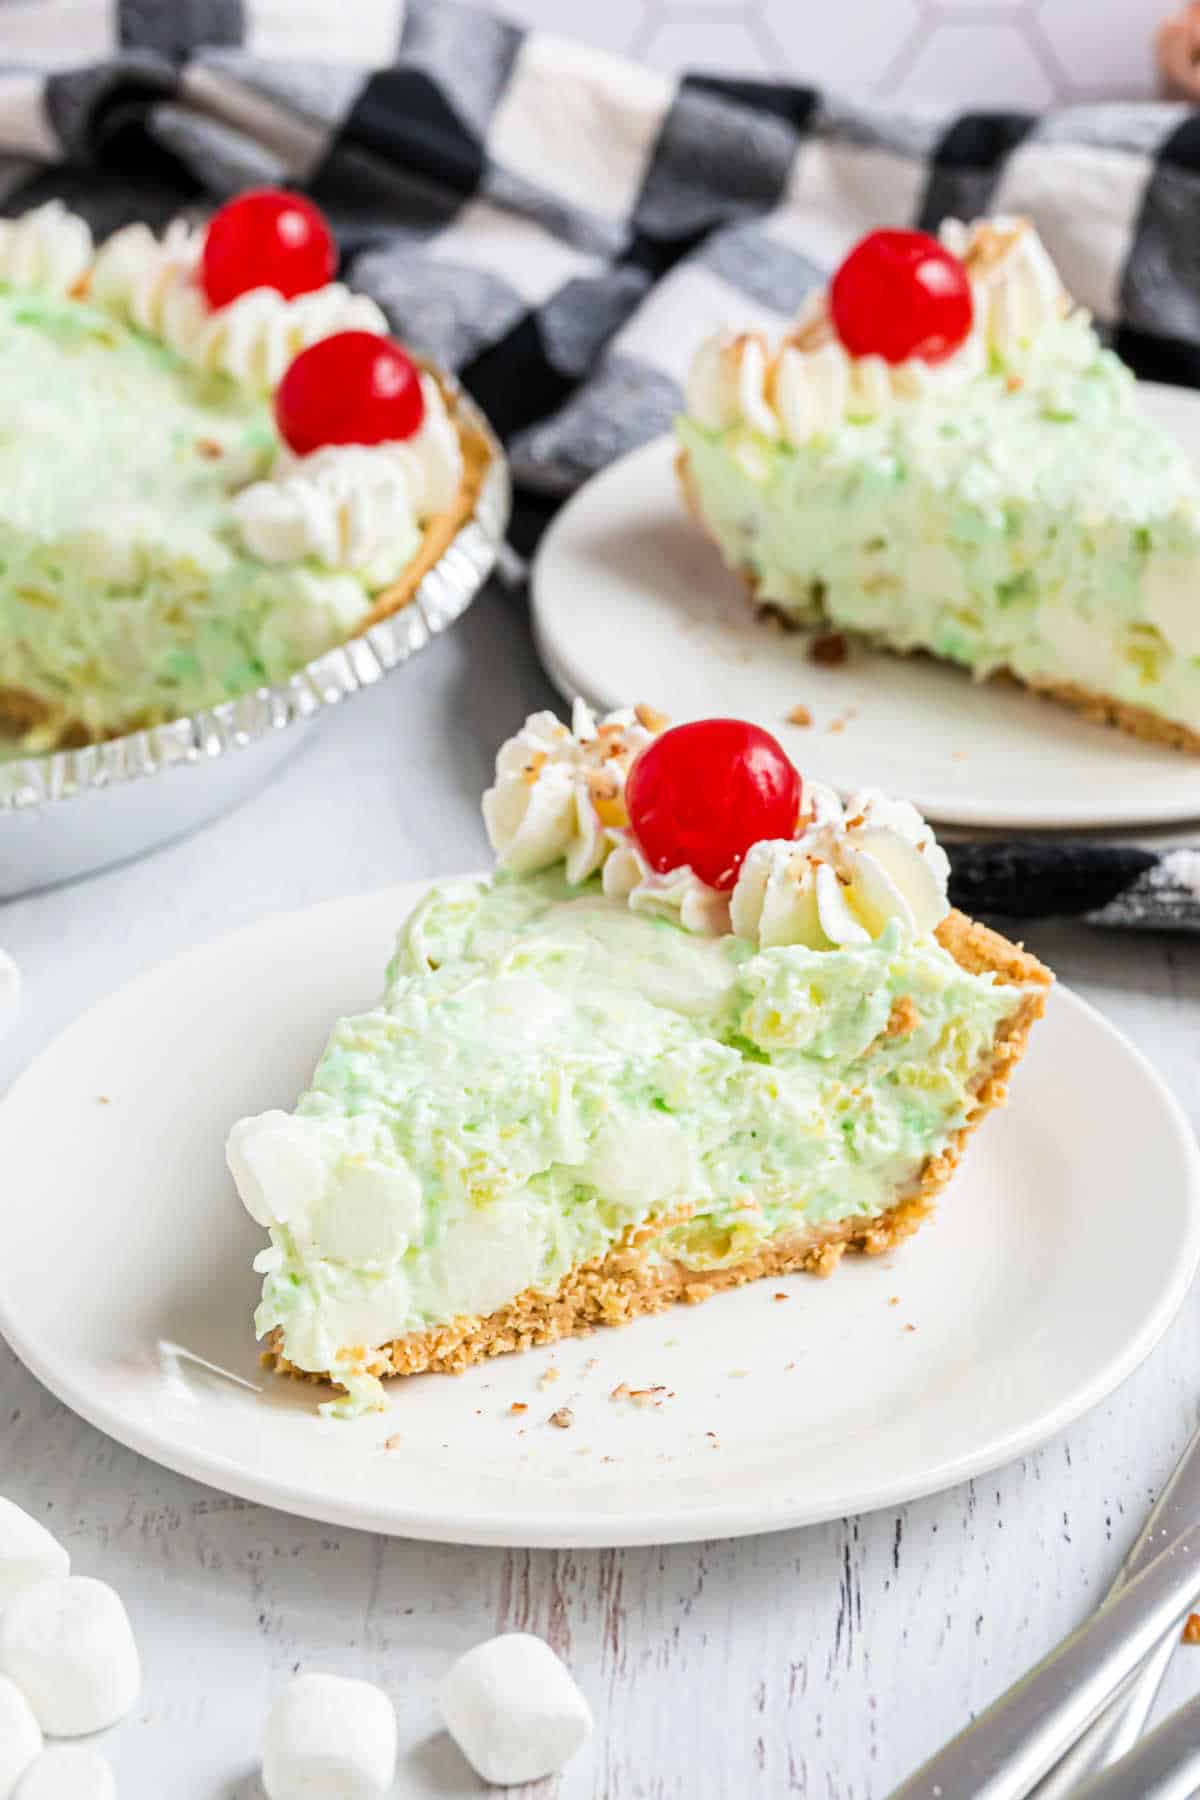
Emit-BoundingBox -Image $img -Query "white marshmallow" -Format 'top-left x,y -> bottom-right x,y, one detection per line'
0,951 -> 17,1042
0,1577 -> 139,1737
440,1633 -> 593,1787
262,1672 -> 396,1800
0,1501 -> 68,1612
13,1747 -> 114,1800
0,1676 -> 41,1800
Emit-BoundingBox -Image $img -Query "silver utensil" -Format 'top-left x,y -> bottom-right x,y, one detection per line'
1032,1416 -> 1200,1796
888,1519 -> 1200,1800
1072,1690 -> 1200,1800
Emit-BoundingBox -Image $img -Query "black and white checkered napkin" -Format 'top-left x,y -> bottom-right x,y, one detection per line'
7,0 -> 1200,925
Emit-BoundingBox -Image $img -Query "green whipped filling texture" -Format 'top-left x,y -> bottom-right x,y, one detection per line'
677,317 -> 1200,730
255,868 -> 1019,1397
0,289 -> 406,744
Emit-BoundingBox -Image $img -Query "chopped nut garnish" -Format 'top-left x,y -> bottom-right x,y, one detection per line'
786,704 -> 813,727
1183,1613 -> 1200,1644
634,702 -> 669,733
195,438 -> 224,458
773,1292 -> 789,1302
962,218 -> 1027,274
584,767 -> 619,802
903,1323 -> 916,1334
538,1367 -> 561,1390
384,1433 -> 402,1452
509,1401 -> 528,1415
886,997 -> 920,1038
549,1407 -> 574,1429
809,630 -> 848,667
706,1431 -> 721,1448
888,1296 -> 899,1307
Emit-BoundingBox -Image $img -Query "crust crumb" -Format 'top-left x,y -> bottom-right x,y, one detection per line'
886,996 -> 921,1038
384,1433 -> 402,1452
810,631 -> 849,667
1184,1613 -> 1200,1645
508,1401 -> 528,1415
787,704 -> 813,727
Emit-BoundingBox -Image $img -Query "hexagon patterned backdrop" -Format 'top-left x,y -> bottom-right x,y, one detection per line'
494,0 -> 1160,106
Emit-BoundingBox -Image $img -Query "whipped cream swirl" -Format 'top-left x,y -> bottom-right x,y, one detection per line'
686,216 -> 1072,447
485,706 -> 951,951
484,701 -> 665,884
230,374 -> 464,571
729,785 -> 950,949
0,202 -> 93,298
90,218 -> 387,388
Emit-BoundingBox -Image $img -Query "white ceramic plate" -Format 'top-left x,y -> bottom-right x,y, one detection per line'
531,382 -> 1200,831
2,884 -> 1197,1547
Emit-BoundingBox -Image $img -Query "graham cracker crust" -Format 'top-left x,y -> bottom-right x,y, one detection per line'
264,909 -> 1051,1396
676,446 -> 1200,757
0,412 -> 492,752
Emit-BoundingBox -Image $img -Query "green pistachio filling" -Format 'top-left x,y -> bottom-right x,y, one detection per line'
677,316 -> 1200,732
253,868 -> 1019,1409
0,290 -> 409,745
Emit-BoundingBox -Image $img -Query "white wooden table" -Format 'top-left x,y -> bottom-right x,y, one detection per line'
3,582 -> 1200,1799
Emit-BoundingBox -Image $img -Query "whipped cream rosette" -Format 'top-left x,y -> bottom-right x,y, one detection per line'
685,216 -> 1071,446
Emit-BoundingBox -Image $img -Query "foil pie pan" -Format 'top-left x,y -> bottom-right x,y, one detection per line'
0,378 -> 510,898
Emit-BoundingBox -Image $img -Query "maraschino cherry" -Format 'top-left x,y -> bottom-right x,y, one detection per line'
275,332 -> 426,456
829,228 -> 973,365
626,719 -> 802,891
201,188 -> 336,309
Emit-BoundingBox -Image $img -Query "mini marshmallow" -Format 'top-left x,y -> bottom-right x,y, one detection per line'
0,1675 -> 41,1800
0,1501 -> 68,1612
262,1671 -> 396,1800
440,1632 -> 593,1787
0,1577 -> 139,1737
14,1746 -> 115,1800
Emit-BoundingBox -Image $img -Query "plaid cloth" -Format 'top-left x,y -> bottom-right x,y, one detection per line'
6,0 -> 1200,552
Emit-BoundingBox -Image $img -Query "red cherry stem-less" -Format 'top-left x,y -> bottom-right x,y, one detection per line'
275,332 -> 426,456
201,188 -> 336,310
829,228 -> 973,366
625,719 -> 803,891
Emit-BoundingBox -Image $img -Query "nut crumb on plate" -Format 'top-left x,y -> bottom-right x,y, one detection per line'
786,704 -> 812,727
549,1407 -> 574,1429
509,1401 -> 528,1415
1184,1613 -> 1200,1644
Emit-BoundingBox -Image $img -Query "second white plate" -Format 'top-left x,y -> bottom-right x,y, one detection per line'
1,885 -> 1197,1546
531,384 -> 1200,831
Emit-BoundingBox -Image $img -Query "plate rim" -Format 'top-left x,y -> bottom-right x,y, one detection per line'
530,420 -> 1200,834
2,885 -> 1198,1547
